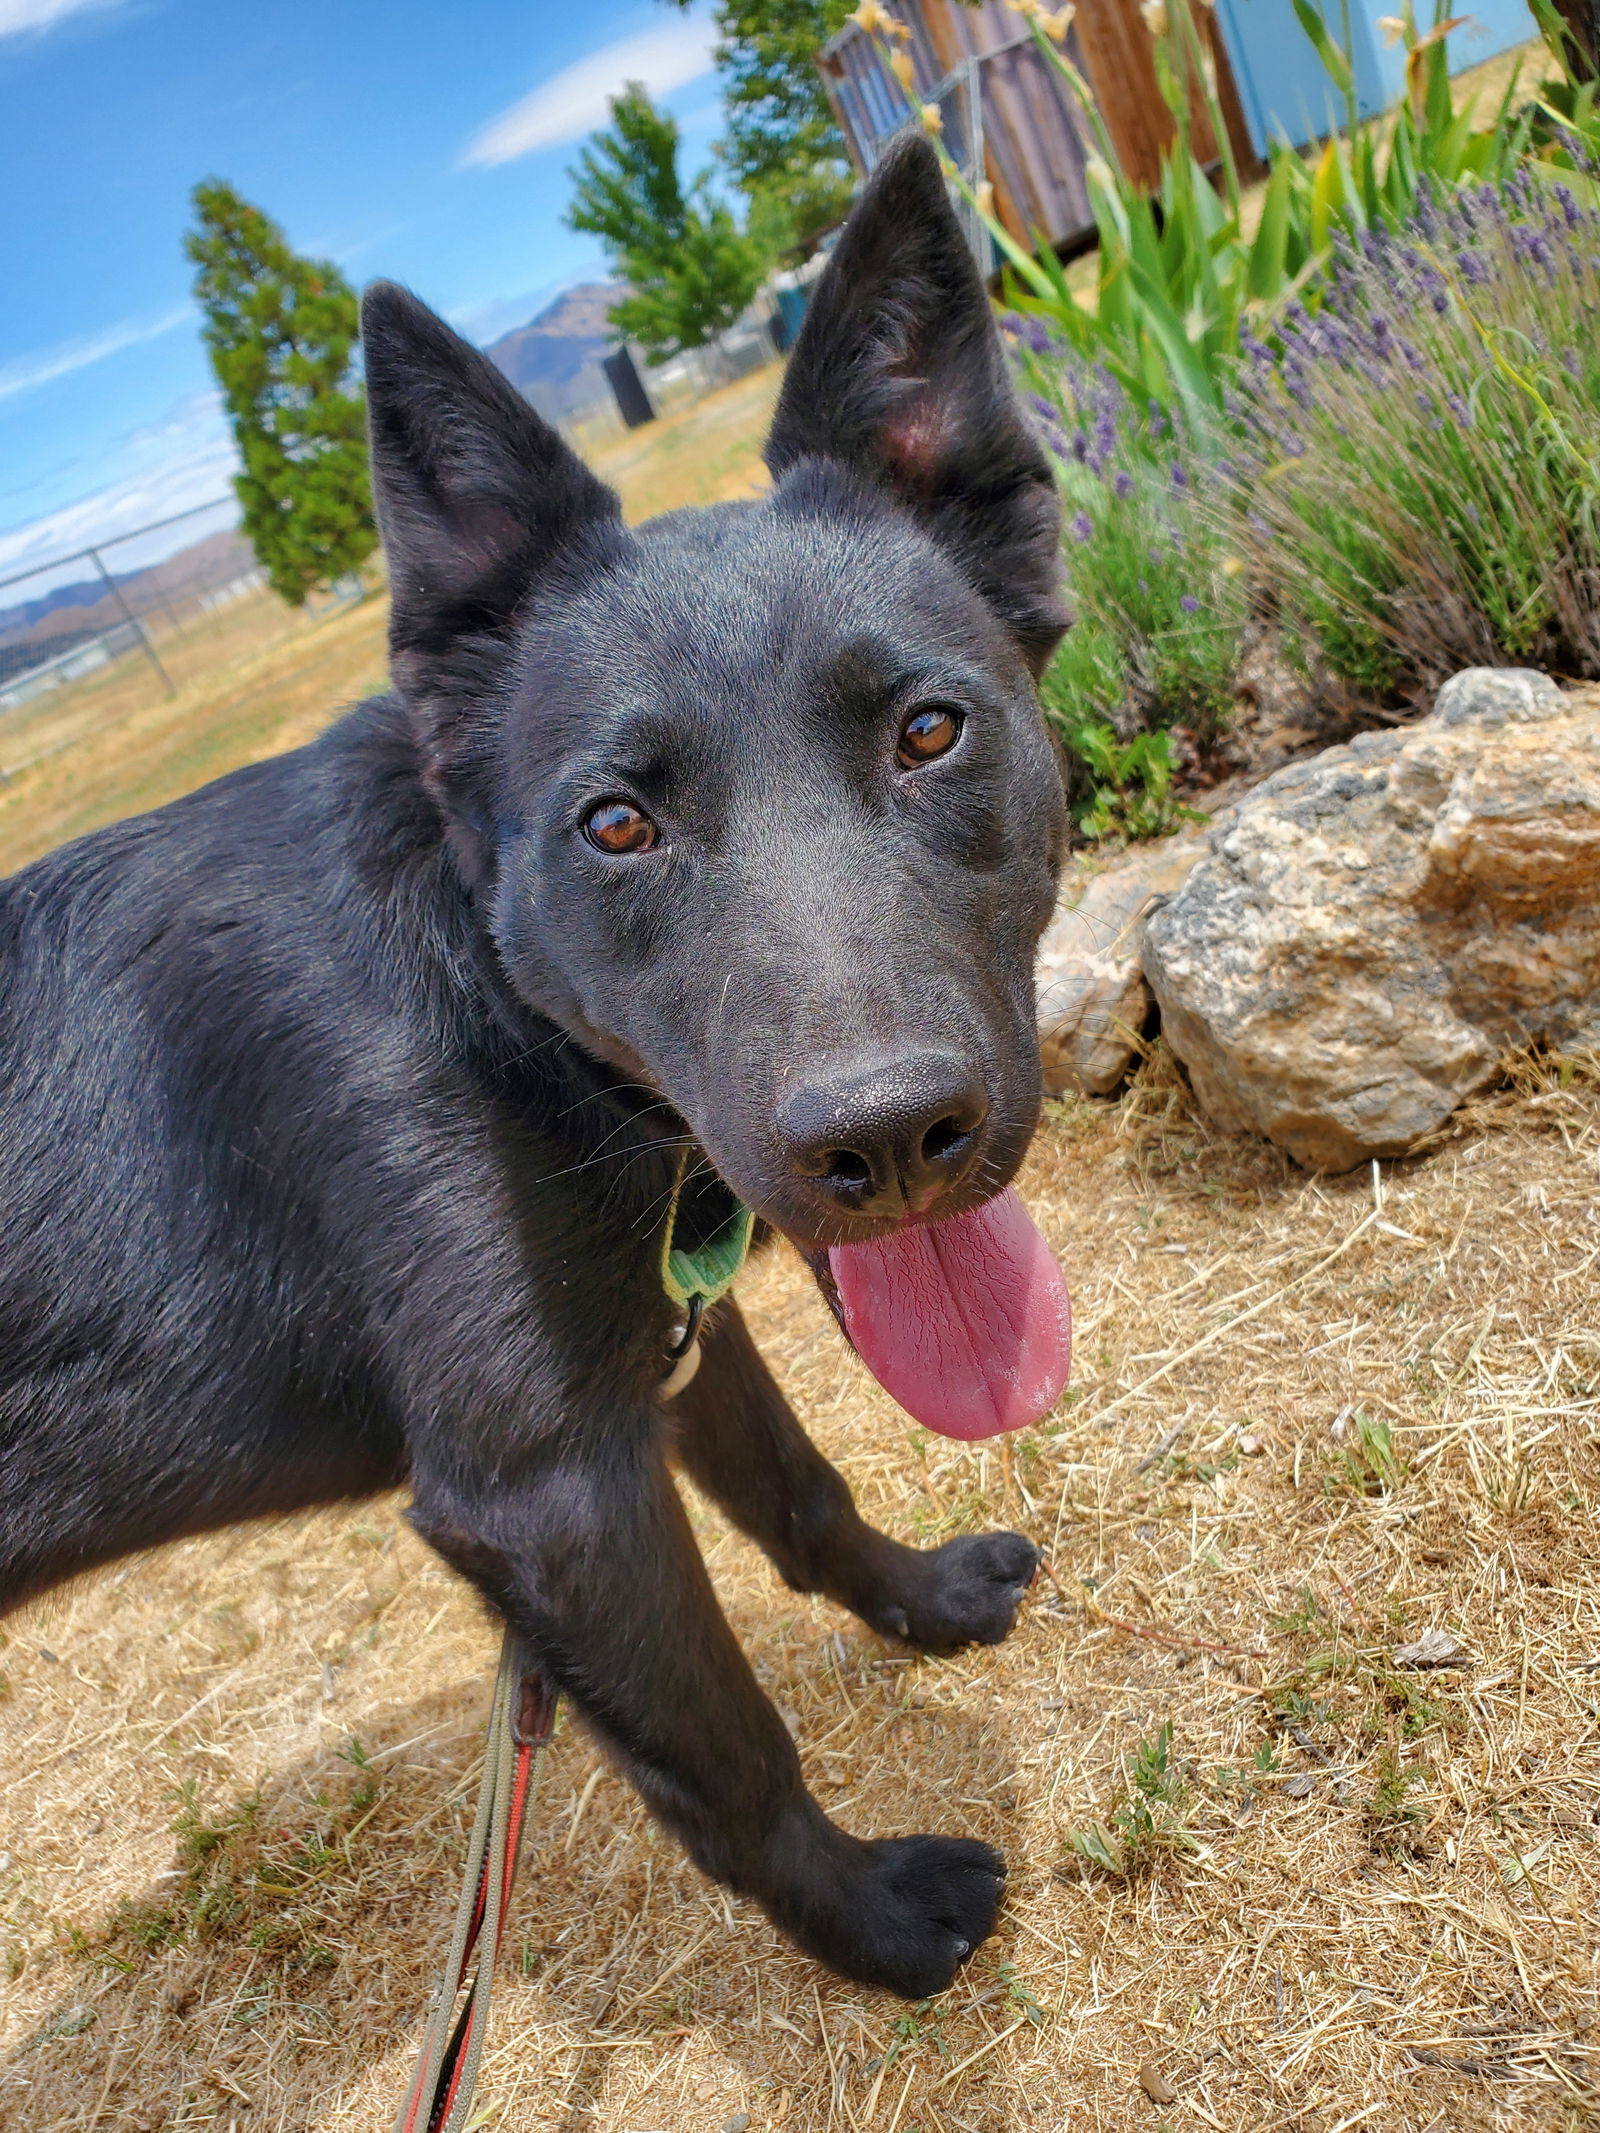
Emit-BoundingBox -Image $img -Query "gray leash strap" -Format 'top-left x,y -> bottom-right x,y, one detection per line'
395,1631 -> 555,2133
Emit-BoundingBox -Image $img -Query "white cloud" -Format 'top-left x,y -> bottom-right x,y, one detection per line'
0,0 -> 122,39
460,15 -> 718,168
0,393 -> 238,599
0,306 -> 192,408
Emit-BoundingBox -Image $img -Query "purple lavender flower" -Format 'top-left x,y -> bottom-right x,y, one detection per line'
1114,470 -> 1135,499
1180,595 -> 1200,613
1071,511 -> 1094,544
1004,312 -> 1055,357
1171,461 -> 1190,491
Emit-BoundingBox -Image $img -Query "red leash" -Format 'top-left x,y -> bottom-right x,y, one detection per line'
396,1634 -> 556,2133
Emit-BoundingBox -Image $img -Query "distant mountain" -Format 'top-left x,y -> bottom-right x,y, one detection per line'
483,283 -> 623,422
4,573 -> 111,634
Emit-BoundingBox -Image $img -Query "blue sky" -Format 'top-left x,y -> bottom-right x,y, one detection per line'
0,0 -> 724,591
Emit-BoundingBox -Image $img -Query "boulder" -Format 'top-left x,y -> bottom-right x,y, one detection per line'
1141,669 -> 1600,1171
1037,832 -> 1210,1095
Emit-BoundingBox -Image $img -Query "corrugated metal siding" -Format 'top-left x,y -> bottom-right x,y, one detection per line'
820,0 -> 1258,254
922,0 -> 1094,248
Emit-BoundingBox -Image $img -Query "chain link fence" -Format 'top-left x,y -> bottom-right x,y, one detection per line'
0,496 -> 376,786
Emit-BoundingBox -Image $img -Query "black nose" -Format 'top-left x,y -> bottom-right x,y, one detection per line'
776,1052 -> 989,1219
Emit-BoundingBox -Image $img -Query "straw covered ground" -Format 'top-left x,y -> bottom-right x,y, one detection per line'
3,1048 -> 1597,2133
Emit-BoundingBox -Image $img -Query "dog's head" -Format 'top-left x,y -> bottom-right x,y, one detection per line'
361,137 -> 1071,1427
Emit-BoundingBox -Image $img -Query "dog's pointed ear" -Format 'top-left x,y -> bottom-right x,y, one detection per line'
361,282 -> 621,728
764,135 -> 1067,674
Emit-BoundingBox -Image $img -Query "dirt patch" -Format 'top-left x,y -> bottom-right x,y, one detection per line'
3,1053 -> 1596,2132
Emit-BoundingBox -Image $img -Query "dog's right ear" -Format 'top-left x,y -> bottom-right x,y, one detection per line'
765,135 -> 1067,674
361,283 -> 621,749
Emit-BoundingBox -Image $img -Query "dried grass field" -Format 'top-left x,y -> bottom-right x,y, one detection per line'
2,1057 -> 1597,2133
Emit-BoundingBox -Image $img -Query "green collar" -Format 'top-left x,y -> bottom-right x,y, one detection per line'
659,1156 -> 754,1310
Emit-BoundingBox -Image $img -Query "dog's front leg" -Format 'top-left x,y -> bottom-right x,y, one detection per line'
669,1300 -> 1039,1654
410,1426 -> 1003,1999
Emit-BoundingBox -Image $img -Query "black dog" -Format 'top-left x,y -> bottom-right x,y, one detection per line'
0,137 -> 1069,1999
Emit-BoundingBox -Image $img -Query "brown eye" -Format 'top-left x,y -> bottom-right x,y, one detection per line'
583,799 -> 658,854
897,704 -> 963,769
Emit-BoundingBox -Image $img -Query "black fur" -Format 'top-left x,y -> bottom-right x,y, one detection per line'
0,137 -> 1067,1998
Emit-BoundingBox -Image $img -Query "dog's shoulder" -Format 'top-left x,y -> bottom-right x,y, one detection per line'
0,692 -> 472,1077
3,694 -> 418,943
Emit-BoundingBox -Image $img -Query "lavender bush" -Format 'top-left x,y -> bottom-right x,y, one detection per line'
1010,322 -> 1247,819
1225,175 -> 1600,699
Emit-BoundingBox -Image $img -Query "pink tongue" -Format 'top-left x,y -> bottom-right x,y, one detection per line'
827,1188 -> 1072,1440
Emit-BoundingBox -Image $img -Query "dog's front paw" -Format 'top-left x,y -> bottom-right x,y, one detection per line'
872,1530 -> 1038,1653
790,1832 -> 1005,1997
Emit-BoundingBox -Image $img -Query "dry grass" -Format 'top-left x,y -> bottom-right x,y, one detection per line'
0,362 -> 781,877
3,1050 -> 1597,2133
0,591 -> 392,875
575,361 -> 781,525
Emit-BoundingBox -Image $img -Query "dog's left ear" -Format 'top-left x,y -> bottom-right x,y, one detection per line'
361,281 -> 622,753
765,134 -> 1067,675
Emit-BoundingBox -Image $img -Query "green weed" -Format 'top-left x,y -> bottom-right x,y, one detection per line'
1044,719 -> 1204,846
996,1960 -> 1049,2027
1366,1749 -> 1430,1849
1025,364 -> 1245,800
1326,1411 -> 1404,1497
1067,1720 -> 1198,1875
1270,1587 -> 1323,1640
880,1998 -> 950,2070
169,1777 -> 261,1868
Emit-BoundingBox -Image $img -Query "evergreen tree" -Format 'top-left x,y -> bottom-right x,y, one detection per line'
566,87 -> 772,360
670,0 -> 856,249
185,182 -> 376,608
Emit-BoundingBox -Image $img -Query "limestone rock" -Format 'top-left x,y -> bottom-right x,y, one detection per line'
1037,832 -> 1210,1095
1141,670 -> 1600,1171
